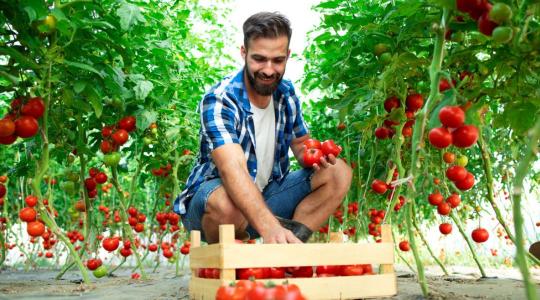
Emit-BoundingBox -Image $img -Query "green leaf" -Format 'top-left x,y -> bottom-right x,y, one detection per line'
64,59 -> 103,78
116,2 -> 146,31
315,1 -> 341,9
500,102 -> 539,135
73,81 -> 87,94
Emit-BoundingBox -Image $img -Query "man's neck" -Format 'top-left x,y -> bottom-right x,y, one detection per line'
244,71 -> 271,109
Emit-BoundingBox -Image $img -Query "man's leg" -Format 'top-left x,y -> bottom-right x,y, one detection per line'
292,159 -> 353,231
201,186 -> 249,244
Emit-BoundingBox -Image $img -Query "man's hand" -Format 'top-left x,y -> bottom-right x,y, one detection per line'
261,225 -> 302,244
302,144 -> 341,172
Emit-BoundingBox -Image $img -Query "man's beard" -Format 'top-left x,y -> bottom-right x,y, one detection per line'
245,63 -> 283,96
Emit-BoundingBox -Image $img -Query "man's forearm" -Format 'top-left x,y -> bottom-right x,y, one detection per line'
220,166 -> 279,235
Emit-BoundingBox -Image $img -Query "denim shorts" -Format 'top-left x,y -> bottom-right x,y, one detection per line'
180,168 -> 314,241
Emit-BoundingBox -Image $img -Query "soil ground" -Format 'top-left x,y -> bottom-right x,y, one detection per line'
0,265 -> 539,299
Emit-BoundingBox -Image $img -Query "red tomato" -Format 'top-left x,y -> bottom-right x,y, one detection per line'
236,267 -> 266,280
439,223 -> 453,235
438,78 -> 454,92
446,166 -> 467,182
375,127 -> 390,139
100,140 -> 113,153
24,195 -> 38,207
402,126 -> 413,137
439,106 -> 465,128
84,178 -> 97,191
86,258 -> 102,271
384,96 -> 400,112
437,202 -> 452,216
245,284 -> 267,300
446,194 -> 461,208
0,134 -> 17,145
341,264 -> 365,276
399,241 -> 410,252
455,172 -> 475,190
27,221 -> 45,237
303,138 -> 321,149
269,267 -> 285,278
15,116 -> 39,138
471,228 -> 489,243
478,11 -> 498,36
118,116 -> 136,132
443,152 -> 455,164
112,129 -> 129,145
19,207 -> 37,222
0,184 -> 6,198
287,266 -> 314,278
452,125 -> 478,148
321,139 -> 341,157
406,93 -> 424,112
303,148 -> 323,166
180,245 -> 190,255
102,126 -> 113,137
428,192 -> 444,206
102,237 -> 120,251
148,244 -> 158,252
215,285 -> 236,300
21,97 -> 45,119
0,119 -> 16,137
316,265 -> 340,276
429,127 -> 452,148
362,264 -> 373,274
274,283 -> 306,300
95,172 -> 108,184
371,179 -> 388,194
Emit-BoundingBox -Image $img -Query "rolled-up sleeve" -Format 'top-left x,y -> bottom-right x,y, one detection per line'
200,94 -> 239,151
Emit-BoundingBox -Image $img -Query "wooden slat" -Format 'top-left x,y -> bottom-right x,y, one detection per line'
189,244 -> 221,268
189,274 -> 397,300
190,231 -> 201,278
218,225 -> 236,282
380,224 -> 395,275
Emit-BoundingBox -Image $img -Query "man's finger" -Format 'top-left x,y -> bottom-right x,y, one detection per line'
287,231 -> 302,244
327,154 -> 337,165
312,163 -> 320,172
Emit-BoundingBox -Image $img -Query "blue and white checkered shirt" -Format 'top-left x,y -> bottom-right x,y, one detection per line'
173,68 -> 309,214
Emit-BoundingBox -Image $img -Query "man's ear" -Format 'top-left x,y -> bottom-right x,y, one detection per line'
241,45 -> 246,60
287,48 -> 291,59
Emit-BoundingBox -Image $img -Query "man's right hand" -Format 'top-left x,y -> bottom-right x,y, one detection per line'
261,225 -> 302,244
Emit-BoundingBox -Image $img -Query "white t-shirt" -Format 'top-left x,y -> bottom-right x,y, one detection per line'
251,98 -> 276,191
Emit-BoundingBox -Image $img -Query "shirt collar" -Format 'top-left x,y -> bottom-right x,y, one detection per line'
229,67 -> 290,114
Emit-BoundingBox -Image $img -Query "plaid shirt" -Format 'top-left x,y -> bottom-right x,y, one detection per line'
173,68 -> 310,214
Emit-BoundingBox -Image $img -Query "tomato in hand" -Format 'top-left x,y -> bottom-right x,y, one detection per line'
303,148 -> 323,167
321,139 -> 341,157
303,138 -> 321,149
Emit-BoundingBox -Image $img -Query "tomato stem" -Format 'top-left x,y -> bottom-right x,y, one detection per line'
511,119 -> 540,300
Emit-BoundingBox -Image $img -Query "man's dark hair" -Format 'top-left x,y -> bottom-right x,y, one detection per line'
243,12 -> 292,48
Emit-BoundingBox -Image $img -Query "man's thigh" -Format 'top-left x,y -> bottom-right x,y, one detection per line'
180,178 -> 222,241
263,168 -> 315,220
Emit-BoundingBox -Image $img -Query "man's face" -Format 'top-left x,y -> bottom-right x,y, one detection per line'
242,35 -> 290,96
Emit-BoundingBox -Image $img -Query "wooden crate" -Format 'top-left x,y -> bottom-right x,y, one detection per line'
189,224 -> 397,299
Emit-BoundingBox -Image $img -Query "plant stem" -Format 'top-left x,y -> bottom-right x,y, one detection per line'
511,119 -> 540,300
477,126 -> 540,266
412,219 -> 449,276
450,212 -> 486,277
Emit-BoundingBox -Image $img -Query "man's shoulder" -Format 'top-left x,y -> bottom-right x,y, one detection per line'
205,69 -> 244,100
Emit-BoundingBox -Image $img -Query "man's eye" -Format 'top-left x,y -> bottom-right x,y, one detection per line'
254,57 -> 266,62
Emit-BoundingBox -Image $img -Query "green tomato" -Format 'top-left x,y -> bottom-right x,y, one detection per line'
93,265 -> 108,278
61,181 -> 76,195
492,26 -> 513,44
489,3 -> 512,24
451,31 -> 465,43
478,64 -> 489,76
455,155 -> 468,167
104,152 -> 121,167
373,43 -> 389,56
151,128 -> 158,135
379,52 -> 392,65
143,137 -> 153,145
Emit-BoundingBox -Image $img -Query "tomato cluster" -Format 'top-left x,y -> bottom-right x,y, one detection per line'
456,1 -> 513,43
151,163 -> 172,177
375,94 -> 422,140
216,280 -> 306,300
302,138 -> 342,166
429,106 -> 478,149
84,167 -> 109,199
0,96 -> 45,145
127,206 -> 146,233
100,115 -> 136,166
